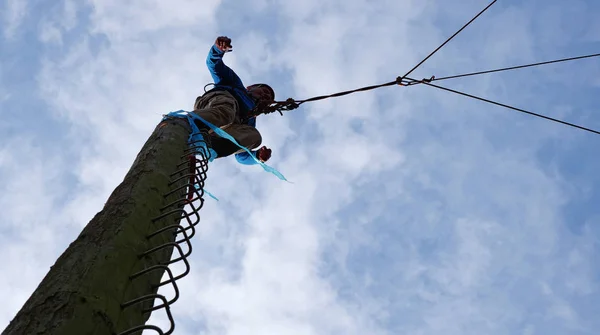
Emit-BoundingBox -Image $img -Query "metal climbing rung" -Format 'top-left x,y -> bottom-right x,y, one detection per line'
117,133 -> 211,335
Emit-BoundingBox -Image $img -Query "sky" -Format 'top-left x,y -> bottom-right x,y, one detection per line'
1,0 -> 600,334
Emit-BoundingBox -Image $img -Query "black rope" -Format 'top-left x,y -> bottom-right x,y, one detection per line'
407,52 -> 600,85
254,79 -> 400,116
295,80 -> 398,104
248,0 -> 600,137
255,1 -> 497,116
401,0 -> 497,79
411,78 -> 600,135
257,49 -> 600,133
256,0 -> 498,117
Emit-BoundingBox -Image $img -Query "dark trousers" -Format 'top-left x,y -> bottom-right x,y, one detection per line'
193,90 -> 262,158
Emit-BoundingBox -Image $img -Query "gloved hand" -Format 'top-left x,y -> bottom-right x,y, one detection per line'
215,36 -> 232,52
257,146 -> 272,162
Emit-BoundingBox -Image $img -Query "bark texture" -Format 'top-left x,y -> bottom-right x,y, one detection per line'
2,117 -> 192,335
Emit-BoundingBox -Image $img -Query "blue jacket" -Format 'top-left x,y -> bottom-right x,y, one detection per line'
206,44 -> 259,165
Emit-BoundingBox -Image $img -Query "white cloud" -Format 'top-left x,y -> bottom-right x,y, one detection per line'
38,20 -> 63,44
2,0 -> 27,39
37,0 -> 79,45
1,1 -> 599,335
88,0 -> 222,40
0,134 -> 83,327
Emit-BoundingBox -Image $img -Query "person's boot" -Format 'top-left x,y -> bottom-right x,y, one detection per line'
193,117 -> 211,133
210,136 -> 242,158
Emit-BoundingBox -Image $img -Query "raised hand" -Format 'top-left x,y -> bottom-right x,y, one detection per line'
257,146 -> 272,162
215,36 -> 232,52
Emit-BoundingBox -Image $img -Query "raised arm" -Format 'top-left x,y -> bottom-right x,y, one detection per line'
206,36 -> 245,90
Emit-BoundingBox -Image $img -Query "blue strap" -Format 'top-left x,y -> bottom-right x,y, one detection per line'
164,110 -> 218,161
162,111 -> 219,200
196,184 -> 219,201
164,110 -> 290,182
163,110 -> 290,182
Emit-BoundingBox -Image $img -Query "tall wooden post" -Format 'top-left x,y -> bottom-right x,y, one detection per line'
2,116 -> 207,335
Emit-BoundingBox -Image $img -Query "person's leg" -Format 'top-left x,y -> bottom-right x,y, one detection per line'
211,124 -> 263,158
192,90 -> 238,129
